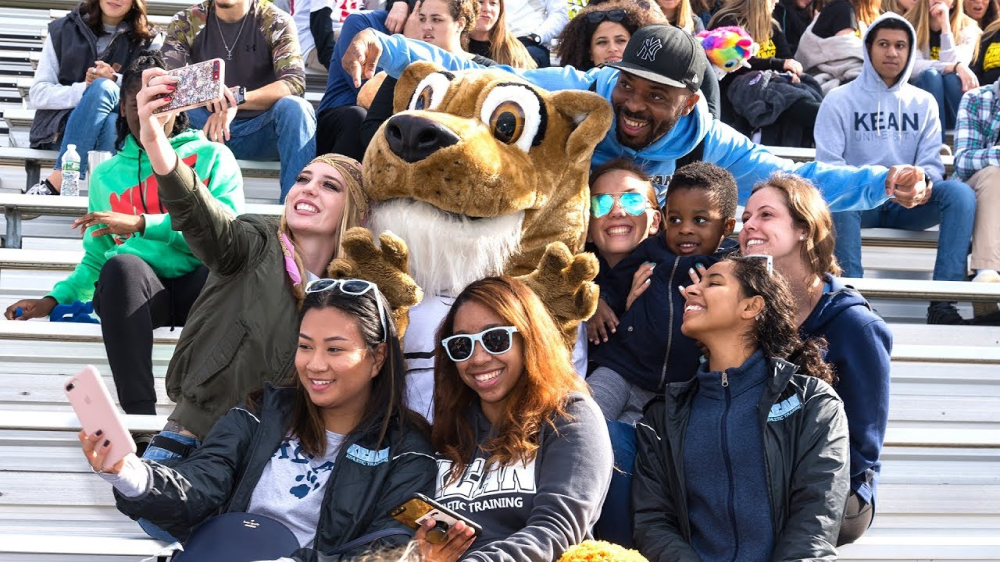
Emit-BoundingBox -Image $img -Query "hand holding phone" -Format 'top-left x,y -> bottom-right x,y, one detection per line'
389,493 -> 482,544
65,365 -> 136,472
153,58 -> 226,115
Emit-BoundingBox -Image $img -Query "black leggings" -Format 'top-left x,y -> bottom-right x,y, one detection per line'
93,254 -> 208,415
837,489 -> 874,546
316,105 -> 368,161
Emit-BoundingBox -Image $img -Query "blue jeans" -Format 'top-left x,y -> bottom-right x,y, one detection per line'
915,68 -> 963,140
55,77 -> 119,178
137,431 -> 200,543
832,179 -> 976,281
187,96 -> 316,201
593,419 -> 636,548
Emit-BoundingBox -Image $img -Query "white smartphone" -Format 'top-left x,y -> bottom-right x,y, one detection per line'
64,365 -> 136,468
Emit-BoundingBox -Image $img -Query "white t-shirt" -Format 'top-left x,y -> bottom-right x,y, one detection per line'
247,431 -> 346,547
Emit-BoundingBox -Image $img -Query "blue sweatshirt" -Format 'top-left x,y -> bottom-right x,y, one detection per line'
318,11 -> 389,112
800,275 -> 892,506
683,350 -> 775,562
815,13 -> 945,183
367,31 -> 894,212
591,235 -> 738,391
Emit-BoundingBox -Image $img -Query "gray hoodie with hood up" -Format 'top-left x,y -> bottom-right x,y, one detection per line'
815,13 -> 946,183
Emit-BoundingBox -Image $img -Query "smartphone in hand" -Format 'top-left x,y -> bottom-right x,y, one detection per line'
65,365 -> 136,468
389,493 -> 482,544
153,58 -> 227,115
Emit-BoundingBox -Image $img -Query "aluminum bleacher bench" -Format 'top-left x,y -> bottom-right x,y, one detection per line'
0,193 -> 284,248
766,145 -> 957,177
0,0 -> 193,17
0,320 -> 181,343
844,276 -> 1000,303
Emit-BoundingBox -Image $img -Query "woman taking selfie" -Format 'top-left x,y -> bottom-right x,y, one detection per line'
632,256 -> 850,561
416,277 -> 614,562
80,281 -> 436,557
27,0 -> 159,194
134,67 -> 368,457
738,174 -> 892,544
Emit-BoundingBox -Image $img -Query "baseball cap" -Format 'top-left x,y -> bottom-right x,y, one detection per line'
605,24 -> 708,92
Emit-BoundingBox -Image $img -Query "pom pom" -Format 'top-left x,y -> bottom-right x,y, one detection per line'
556,540 -> 650,562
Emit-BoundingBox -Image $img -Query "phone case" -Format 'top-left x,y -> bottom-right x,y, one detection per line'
153,58 -> 226,115
388,493 -> 482,540
64,365 -> 137,468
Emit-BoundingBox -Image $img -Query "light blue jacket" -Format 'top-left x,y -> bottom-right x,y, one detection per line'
369,31 -> 894,211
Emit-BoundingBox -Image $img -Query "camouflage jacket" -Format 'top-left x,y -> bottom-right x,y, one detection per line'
162,0 -> 305,96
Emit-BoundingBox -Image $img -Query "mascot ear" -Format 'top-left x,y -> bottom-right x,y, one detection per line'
548,89 -> 614,164
394,61 -> 449,114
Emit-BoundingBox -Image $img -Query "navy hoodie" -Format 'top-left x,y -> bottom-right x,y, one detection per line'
800,275 -> 892,506
591,235 -> 738,392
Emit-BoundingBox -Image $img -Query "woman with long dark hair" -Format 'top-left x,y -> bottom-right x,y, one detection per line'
26,0 -> 159,194
80,280 -> 436,557
467,0 -> 537,67
632,256 -> 850,560
417,277 -> 614,562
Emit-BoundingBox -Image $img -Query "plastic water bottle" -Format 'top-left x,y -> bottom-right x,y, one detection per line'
61,144 -> 81,197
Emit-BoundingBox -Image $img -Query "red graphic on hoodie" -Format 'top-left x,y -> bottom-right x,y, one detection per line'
107,154 -> 208,245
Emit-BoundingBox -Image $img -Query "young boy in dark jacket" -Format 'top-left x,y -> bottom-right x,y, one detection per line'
589,162 -> 739,423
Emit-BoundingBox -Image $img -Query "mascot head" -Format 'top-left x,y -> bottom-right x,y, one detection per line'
363,62 -> 612,297
696,26 -> 758,80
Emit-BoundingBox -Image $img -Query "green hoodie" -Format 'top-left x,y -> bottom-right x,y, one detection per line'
48,130 -> 244,305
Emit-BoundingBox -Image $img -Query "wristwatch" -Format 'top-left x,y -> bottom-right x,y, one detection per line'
526,33 -> 541,45
231,86 -> 247,106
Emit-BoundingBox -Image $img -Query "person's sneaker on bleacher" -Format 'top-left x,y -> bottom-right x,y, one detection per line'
971,270 -> 1000,319
926,302 -> 969,325
23,179 -> 57,196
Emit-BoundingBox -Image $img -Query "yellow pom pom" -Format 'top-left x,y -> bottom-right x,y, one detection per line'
556,540 -> 650,562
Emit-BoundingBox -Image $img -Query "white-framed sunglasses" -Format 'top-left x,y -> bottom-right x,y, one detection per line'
304,278 -> 388,343
441,326 -> 519,362
743,254 -> 774,274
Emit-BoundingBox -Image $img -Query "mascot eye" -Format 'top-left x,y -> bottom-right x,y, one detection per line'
723,60 -> 738,69
489,102 -> 526,145
408,72 -> 453,112
479,84 -> 544,153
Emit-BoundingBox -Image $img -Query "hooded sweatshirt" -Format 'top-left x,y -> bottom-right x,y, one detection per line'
366,31 -> 896,213
48,130 -> 245,305
799,275 -> 892,507
433,393 -> 613,562
815,13 -> 946,183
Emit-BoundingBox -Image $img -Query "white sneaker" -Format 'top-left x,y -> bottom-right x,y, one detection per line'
23,180 -> 56,196
972,270 -> 1000,318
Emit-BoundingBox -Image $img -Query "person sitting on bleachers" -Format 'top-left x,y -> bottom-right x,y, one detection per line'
467,0 -> 537,68
738,173 -> 891,544
25,0 -> 160,195
5,51 -> 244,420
161,0 -> 316,202
418,276 -> 613,561
795,0 -> 880,95
342,23 -> 930,211
632,255 -> 850,561
502,0 -> 568,67
80,281 -> 437,558
951,78 -> 1000,323
817,13 -> 978,325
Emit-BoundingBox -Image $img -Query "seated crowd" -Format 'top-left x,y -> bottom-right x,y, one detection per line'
3,0 -> 1000,560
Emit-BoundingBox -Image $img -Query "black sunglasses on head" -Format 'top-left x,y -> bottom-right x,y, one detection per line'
586,8 -> 627,24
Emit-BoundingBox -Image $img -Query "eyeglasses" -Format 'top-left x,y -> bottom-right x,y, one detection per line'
304,278 -> 388,343
743,254 -> 774,274
591,192 -> 650,218
586,8 -> 626,24
441,326 -> 519,362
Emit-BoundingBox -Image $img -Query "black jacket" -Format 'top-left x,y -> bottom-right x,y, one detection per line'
114,384 -> 437,559
632,358 -> 850,561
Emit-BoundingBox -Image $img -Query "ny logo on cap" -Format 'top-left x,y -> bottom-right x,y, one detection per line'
637,37 -> 663,62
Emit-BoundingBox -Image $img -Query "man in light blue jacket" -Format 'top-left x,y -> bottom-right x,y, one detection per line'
341,24 -> 929,211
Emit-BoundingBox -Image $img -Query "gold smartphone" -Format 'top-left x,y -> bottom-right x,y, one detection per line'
388,493 -> 483,544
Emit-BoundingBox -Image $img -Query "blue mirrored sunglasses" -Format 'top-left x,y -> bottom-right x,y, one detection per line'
591,192 -> 650,218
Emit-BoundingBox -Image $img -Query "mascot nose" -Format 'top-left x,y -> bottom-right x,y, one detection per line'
384,114 -> 460,163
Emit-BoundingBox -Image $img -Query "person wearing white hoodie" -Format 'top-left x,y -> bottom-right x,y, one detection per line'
817,13 -> 978,325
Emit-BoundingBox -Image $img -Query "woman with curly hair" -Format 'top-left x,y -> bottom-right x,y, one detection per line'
416,277 -> 614,562
632,255 -> 850,560
468,0 -> 537,67
555,1 -> 721,116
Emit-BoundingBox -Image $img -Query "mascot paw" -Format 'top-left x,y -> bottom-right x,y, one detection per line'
327,227 -> 423,337
517,242 -> 599,345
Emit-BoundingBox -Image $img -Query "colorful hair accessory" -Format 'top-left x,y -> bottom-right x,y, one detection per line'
696,27 -> 758,79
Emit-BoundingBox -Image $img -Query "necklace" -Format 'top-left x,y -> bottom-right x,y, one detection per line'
215,3 -> 250,61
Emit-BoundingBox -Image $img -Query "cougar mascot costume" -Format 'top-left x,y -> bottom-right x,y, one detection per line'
332,62 -> 613,419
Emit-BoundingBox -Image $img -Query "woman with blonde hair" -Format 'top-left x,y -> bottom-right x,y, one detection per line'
468,0 -> 537,67
737,173 -> 892,545
906,0 -> 982,133
882,0 -> 918,14
416,277 -> 614,562
972,17 -> 1000,82
656,0 -> 705,32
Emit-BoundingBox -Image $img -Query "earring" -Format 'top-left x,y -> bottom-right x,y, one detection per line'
799,235 -> 806,241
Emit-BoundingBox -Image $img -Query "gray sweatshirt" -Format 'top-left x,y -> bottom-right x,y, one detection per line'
815,13 -> 946,183
434,392 -> 614,562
